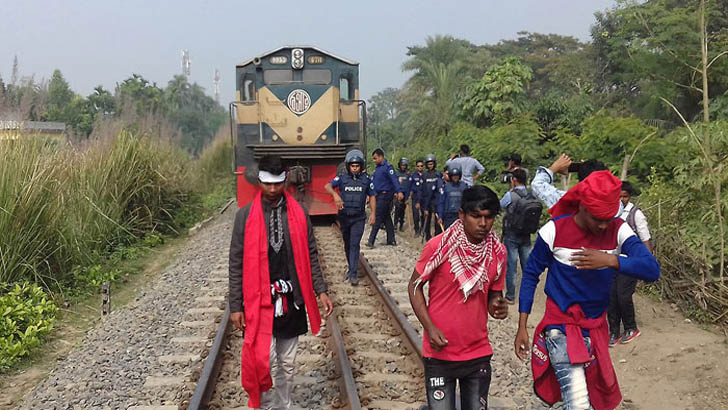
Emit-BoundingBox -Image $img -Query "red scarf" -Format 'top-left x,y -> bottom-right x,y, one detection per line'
240,191 -> 321,408
531,298 -> 621,410
414,219 -> 505,300
549,170 -> 622,219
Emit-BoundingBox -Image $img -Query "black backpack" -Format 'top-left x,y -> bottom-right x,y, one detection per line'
506,189 -> 543,235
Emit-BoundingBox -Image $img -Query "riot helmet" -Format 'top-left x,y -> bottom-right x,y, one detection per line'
448,166 -> 462,177
345,149 -> 365,165
345,149 -> 365,175
425,154 -> 437,171
398,157 -> 409,166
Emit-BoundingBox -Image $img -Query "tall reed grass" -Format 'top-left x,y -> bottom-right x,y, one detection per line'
0,132 -> 191,286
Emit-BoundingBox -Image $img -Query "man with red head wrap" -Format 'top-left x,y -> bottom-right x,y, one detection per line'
513,170 -> 660,410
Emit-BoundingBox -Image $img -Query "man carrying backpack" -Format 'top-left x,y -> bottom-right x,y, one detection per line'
500,169 -> 542,304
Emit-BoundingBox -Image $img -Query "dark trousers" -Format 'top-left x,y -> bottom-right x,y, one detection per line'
411,200 -> 423,233
424,355 -> 492,410
368,192 -> 395,245
339,214 -> 365,279
394,199 -> 407,229
608,273 -> 638,335
422,204 -> 442,241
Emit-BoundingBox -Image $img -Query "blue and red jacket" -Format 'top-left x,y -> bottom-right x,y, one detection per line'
519,215 -> 660,323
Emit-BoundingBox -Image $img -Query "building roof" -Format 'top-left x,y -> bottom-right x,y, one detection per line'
236,46 -> 358,67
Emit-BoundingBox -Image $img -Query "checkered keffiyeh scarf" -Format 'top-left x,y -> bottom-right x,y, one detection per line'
415,219 -> 504,301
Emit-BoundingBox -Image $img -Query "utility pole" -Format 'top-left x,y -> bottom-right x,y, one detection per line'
181,50 -> 191,79
213,69 -> 221,105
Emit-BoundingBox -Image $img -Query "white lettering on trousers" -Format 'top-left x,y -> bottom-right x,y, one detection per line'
429,377 -> 444,387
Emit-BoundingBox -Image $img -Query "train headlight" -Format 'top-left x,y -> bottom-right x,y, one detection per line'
291,48 -> 304,70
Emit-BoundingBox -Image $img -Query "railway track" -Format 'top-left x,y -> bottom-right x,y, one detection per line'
187,224 -> 426,410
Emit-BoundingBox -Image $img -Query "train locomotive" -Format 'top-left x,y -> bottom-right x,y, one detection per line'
230,46 -> 366,215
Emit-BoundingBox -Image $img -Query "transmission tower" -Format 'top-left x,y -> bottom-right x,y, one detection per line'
181,50 -> 191,78
213,69 -> 221,104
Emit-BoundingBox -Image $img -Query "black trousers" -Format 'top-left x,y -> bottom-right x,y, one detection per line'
424,355 -> 492,410
339,214 -> 365,279
368,192 -> 395,245
608,273 -> 638,334
411,199 -> 423,233
422,204 -> 443,241
394,198 -> 407,229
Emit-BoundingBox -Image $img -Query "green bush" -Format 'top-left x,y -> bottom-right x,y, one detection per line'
0,282 -> 58,371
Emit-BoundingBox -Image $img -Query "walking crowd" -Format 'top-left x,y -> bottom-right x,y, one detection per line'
228,146 -> 660,410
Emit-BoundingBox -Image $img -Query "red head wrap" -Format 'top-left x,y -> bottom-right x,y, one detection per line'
549,170 -> 622,219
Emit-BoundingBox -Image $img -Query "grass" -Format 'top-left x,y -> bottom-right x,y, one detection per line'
0,128 -> 234,377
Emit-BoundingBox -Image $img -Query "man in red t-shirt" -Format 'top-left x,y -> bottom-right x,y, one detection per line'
408,185 -> 509,410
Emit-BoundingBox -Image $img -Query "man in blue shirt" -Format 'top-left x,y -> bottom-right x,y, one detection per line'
419,154 -> 444,241
407,160 -> 425,235
325,150 -> 376,286
394,158 -> 411,232
445,144 -> 485,187
366,148 -> 403,247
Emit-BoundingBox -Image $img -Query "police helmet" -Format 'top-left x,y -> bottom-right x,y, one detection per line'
398,157 -> 409,166
425,154 -> 436,164
449,166 -> 462,177
345,149 -> 365,165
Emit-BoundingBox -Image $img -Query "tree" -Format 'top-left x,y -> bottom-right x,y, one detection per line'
461,57 -> 533,126
46,69 -> 74,122
117,74 -> 163,116
593,0 -> 728,122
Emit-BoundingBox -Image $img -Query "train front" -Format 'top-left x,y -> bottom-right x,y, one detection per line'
230,46 -> 365,215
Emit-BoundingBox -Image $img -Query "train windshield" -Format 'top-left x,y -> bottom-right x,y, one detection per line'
264,70 -> 293,85
302,69 -> 332,85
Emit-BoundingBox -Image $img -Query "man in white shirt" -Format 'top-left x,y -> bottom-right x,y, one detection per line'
608,180 -> 652,347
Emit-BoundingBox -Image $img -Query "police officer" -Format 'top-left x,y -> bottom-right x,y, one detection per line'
437,166 -> 467,229
407,160 -> 425,235
366,148 -> 403,247
419,154 -> 444,241
394,157 -> 410,232
325,150 -> 376,286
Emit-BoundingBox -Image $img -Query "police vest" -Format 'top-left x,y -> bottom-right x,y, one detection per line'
397,171 -> 410,191
443,182 -> 466,215
340,174 -> 371,216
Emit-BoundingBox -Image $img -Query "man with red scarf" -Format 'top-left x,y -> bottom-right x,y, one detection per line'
408,185 -> 510,410
514,170 -> 660,410
228,155 -> 333,409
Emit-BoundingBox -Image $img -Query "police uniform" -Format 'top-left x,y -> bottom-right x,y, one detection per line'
367,159 -> 402,246
419,169 -> 444,240
330,172 -> 375,281
407,171 -> 425,234
394,168 -> 410,230
437,179 -> 467,229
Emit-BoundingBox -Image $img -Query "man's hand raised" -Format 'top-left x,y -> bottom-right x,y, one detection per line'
548,153 -> 572,176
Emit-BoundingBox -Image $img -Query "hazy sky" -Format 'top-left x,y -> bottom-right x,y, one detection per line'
1,0 -> 615,103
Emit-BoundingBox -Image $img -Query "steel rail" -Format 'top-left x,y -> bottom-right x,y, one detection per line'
326,308 -> 363,410
188,305 -> 231,410
358,254 -> 424,369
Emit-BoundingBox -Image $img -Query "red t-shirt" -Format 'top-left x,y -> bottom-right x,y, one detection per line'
415,234 -> 506,361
